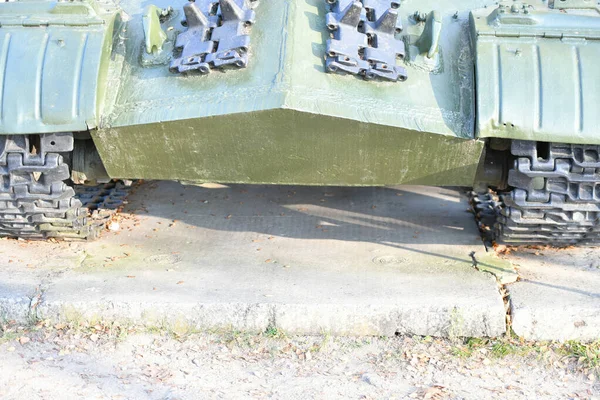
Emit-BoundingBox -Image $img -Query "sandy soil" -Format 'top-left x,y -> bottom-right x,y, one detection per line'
0,326 -> 598,400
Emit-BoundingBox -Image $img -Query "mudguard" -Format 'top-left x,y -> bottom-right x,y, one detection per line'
471,1 -> 600,144
0,0 -> 119,134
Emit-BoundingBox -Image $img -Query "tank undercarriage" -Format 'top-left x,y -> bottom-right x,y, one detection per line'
474,141 -> 600,246
0,133 -> 129,240
1,132 -> 600,245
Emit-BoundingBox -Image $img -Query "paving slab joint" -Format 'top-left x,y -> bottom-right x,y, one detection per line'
268,304 -> 277,331
27,285 -> 46,324
17,284 -> 45,324
22,251 -> 89,325
470,251 -> 520,335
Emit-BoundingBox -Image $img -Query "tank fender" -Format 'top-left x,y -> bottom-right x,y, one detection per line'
0,0 -> 120,135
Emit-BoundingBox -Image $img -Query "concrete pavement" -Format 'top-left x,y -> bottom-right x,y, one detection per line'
509,247 -> 600,341
0,181 -> 598,340
0,182 -> 506,337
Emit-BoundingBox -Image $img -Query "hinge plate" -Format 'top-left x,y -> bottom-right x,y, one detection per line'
474,2 -> 600,40
549,0 -> 600,9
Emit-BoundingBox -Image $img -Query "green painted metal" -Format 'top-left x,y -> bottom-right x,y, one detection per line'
0,0 -> 118,134
471,0 -> 600,145
142,5 -> 168,55
415,11 -> 443,59
92,0 -> 488,185
100,0 -> 480,137
93,109 -> 484,186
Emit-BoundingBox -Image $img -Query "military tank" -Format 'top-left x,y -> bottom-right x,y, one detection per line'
0,0 -> 599,244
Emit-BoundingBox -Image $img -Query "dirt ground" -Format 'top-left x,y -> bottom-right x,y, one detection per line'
0,324 -> 598,400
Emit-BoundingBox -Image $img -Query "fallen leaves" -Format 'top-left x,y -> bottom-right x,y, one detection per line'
493,243 -> 577,257
493,244 -> 512,256
409,385 -> 449,400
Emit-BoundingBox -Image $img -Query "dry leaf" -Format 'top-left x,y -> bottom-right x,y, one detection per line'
423,385 -> 447,400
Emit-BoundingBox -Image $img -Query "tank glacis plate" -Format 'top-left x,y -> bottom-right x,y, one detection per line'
101,0 -> 493,138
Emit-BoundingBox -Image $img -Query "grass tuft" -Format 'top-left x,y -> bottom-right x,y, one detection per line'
264,326 -> 285,339
561,341 -> 600,371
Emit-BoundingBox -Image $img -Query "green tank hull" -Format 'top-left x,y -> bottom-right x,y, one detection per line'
94,0 -> 484,186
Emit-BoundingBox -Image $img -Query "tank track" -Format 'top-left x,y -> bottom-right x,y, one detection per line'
474,140 -> 600,246
0,133 -> 129,240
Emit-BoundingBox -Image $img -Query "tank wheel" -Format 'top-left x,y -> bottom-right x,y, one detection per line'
0,133 -> 129,240
477,140 -> 600,246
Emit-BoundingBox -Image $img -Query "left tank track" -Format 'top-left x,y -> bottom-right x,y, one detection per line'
0,133 -> 129,240
472,140 -> 600,246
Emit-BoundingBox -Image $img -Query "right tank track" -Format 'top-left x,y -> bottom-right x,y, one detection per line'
475,140 -> 600,246
0,133 -> 129,240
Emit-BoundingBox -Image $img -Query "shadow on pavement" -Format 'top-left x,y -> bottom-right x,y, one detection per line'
123,181 -> 482,248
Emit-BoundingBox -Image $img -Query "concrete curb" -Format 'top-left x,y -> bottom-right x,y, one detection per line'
22,300 -> 506,338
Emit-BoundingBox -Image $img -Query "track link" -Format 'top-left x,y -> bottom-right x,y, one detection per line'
0,133 -> 128,240
475,140 -> 600,246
